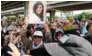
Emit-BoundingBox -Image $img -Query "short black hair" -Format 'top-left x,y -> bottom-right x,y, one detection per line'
86,23 -> 92,31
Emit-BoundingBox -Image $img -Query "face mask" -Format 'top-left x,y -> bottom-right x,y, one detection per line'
59,35 -> 69,44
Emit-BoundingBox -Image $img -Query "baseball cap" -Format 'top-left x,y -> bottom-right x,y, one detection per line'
56,28 -> 64,33
33,31 -> 43,37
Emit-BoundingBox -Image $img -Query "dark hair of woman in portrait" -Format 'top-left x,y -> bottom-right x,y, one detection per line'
33,1 -> 44,21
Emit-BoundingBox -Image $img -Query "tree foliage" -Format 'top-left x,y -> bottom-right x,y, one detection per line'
74,12 -> 92,21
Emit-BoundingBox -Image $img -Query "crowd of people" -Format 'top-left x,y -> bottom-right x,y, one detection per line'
1,16 -> 92,56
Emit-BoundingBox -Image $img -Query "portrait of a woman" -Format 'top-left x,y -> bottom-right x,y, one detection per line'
33,1 -> 44,21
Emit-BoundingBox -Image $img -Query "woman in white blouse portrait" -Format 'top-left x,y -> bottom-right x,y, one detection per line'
28,1 -> 44,24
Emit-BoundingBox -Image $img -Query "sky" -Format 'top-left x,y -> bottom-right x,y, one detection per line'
73,9 -> 92,16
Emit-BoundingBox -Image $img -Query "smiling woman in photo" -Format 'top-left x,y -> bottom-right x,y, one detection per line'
33,1 -> 44,21
28,1 -> 45,24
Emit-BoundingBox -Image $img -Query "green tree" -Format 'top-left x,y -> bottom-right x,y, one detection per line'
74,12 -> 92,21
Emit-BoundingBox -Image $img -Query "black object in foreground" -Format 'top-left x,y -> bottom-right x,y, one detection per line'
30,47 -> 51,56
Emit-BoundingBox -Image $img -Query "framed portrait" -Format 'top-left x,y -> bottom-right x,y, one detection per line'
27,1 -> 46,24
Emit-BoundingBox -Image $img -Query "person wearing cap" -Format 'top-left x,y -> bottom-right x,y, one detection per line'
30,31 -> 50,56
7,27 -> 92,56
54,28 -> 64,42
8,33 -> 92,56
44,34 -> 92,56
31,31 -> 44,49
7,30 -> 50,56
